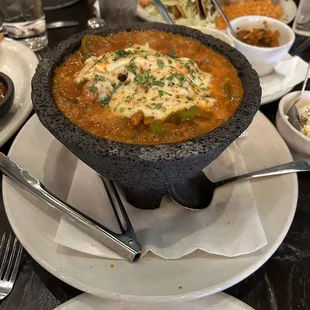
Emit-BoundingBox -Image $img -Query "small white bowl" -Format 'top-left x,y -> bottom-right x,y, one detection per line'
227,16 -> 295,76
276,91 -> 310,155
192,26 -> 234,47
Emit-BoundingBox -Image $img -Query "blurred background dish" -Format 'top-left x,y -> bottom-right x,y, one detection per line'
43,0 -> 82,10
0,38 -> 38,147
53,292 -> 254,310
0,72 -> 14,119
137,0 -> 297,29
227,16 -> 295,76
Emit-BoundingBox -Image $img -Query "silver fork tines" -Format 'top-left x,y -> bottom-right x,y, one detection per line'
0,233 -> 23,300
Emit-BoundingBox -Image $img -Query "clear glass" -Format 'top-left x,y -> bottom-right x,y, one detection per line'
293,0 -> 310,37
98,0 -> 138,24
0,0 -> 48,51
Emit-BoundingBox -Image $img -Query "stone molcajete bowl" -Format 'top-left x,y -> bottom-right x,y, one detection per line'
31,22 -> 261,210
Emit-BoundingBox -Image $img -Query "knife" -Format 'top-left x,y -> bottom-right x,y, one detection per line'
1,21 -> 80,35
0,153 -> 141,262
46,21 -> 80,30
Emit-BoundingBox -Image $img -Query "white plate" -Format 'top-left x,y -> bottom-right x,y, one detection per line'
261,54 -> 294,105
137,0 -> 297,26
54,292 -> 254,310
0,38 -> 38,146
3,111 -> 297,303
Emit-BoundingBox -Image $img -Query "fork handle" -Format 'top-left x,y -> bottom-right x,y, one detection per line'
216,161 -> 309,187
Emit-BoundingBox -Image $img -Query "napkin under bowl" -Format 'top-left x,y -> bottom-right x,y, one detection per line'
261,55 -> 309,97
53,140 -> 267,260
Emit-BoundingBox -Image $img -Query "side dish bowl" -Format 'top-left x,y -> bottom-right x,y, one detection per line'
0,72 -> 14,118
227,16 -> 295,76
32,22 -> 261,210
276,91 -> 310,156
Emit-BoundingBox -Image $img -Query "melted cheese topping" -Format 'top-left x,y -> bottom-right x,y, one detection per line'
75,44 -> 217,120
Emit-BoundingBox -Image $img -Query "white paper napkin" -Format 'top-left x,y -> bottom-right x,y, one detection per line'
54,141 -> 267,260
261,56 -> 308,97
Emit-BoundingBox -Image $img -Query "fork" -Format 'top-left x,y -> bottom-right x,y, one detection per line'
0,233 -> 23,300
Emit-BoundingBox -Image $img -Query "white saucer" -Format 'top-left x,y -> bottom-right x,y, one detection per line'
54,292 -> 254,310
0,38 -> 38,146
3,111 -> 297,303
260,54 -> 306,105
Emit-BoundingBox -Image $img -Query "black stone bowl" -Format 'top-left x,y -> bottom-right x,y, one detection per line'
0,72 -> 14,118
32,22 -> 261,210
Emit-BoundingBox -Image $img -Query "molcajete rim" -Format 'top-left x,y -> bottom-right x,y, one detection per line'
32,22 -> 261,162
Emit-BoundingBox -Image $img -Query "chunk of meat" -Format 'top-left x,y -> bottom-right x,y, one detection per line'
143,117 -> 154,126
78,81 -> 98,105
130,110 -> 144,126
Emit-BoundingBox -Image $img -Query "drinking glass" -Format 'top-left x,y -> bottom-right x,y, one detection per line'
293,0 -> 310,37
0,0 -> 48,51
98,0 -> 138,24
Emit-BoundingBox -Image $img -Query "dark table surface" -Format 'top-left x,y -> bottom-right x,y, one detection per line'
1,0 -> 310,309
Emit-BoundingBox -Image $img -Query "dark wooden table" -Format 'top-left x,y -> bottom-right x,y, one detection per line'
1,1 -> 310,309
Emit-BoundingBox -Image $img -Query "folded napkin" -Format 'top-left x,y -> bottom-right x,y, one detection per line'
261,56 -> 308,97
54,140 -> 267,260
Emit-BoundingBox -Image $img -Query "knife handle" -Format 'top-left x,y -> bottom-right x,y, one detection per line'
0,154 -> 141,261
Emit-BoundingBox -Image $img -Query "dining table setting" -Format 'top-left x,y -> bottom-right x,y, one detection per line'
1,0 -> 310,309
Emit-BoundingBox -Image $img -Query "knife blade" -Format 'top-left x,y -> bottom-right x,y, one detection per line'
46,21 -> 80,30
0,153 -> 141,262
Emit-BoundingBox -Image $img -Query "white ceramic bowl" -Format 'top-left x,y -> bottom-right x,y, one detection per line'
227,16 -> 295,76
276,91 -> 310,155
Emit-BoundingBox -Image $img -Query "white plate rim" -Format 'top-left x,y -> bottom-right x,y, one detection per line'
0,38 -> 38,146
2,111 -> 298,303
53,292 -> 254,310
137,0 -> 297,25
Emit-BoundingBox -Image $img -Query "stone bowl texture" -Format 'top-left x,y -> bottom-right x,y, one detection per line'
31,22 -> 261,210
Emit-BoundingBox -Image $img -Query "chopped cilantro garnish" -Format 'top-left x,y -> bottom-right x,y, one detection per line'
113,49 -> 132,61
157,59 -> 164,69
176,73 -> 186,87
120,107 -> 124,113
94,75 -> 105,82
146,104 -> 152,109
100,95 -> 111,107
155,103 -> 163,109
155,52 -> 161,57
170,49 -> 177,58
137,98 -> 143,102
90,56 -> 104,69
201,87 -> 207,91
135,69 -> 151,85
204,94 -> 212,98
152,80 -> 165,87
185,63 -> 194,74
89,86 -> 97,93
168,59 -> 172,64
166,75 -> 174,81
126,60 -> 138,73
158,89 -> 172,97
